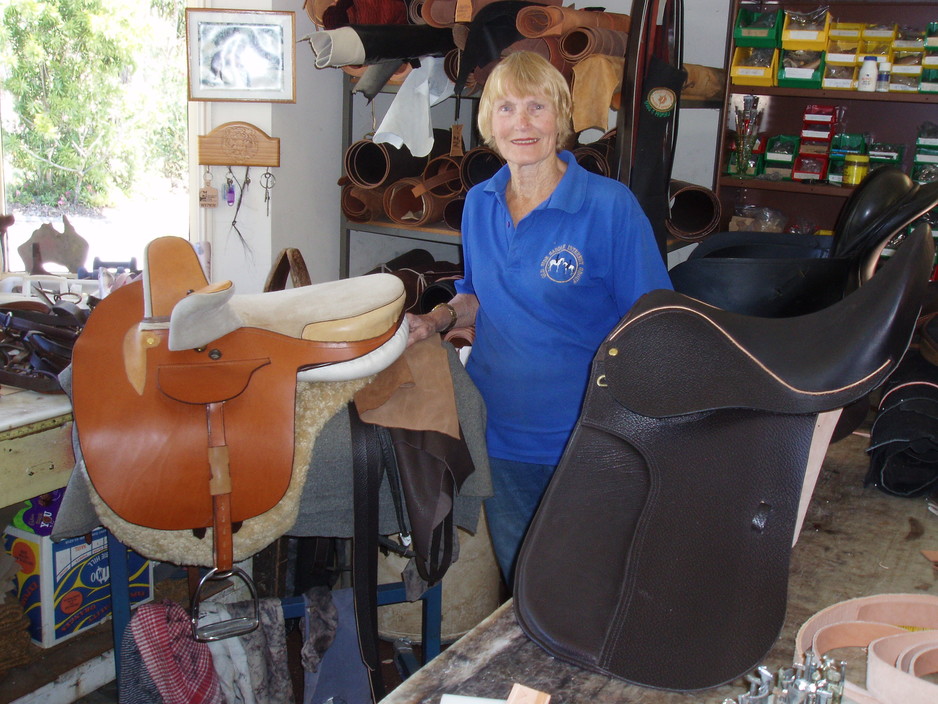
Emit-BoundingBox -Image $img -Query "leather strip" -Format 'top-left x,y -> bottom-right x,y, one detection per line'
795,594 -> 938,704
415,155 -> 465,198
383,176 -> 446,227
349,402 -> 386,701
207,402 -> 234,572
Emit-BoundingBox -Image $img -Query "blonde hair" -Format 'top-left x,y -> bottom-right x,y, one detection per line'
477,52 -> 573,154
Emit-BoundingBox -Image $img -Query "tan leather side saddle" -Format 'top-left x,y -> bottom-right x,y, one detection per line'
71,236 -> 406,640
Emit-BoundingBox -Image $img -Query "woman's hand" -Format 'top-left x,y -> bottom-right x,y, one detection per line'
404,293 -> 479,347
406,311 -> 438,346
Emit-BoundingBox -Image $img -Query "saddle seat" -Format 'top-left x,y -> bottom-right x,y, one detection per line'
514,224 -> 933,690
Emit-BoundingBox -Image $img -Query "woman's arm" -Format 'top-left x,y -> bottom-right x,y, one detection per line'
406,293 -> 479,346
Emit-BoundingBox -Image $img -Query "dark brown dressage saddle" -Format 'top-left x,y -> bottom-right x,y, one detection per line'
70,236 -> 407,640
514,224 -> 934,691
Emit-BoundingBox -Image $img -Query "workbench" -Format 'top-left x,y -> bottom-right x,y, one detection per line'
379,431 -> 938,704
0,387 -> 73,507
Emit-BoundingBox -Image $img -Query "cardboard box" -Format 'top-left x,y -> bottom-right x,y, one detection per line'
4,526 -> 153,647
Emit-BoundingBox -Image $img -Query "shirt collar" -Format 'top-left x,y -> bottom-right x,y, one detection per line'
483,150 -> 587,215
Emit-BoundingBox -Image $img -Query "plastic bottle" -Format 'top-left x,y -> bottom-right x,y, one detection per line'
844,154 -> 870,186
857,56 -> 878,92
876,61 -> 892,92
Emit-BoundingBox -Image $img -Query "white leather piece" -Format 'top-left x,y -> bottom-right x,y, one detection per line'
306,27 -> 366,68
373,55 -> 454,157
296,318 -> 408,382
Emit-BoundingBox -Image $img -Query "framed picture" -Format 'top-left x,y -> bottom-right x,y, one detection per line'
186,9 -> 295,103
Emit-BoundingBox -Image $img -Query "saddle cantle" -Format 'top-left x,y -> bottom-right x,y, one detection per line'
71,236 -> 407,638
514,224 -> 933,691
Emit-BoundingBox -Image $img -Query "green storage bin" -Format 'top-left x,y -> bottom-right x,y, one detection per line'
734,8 -> 783,48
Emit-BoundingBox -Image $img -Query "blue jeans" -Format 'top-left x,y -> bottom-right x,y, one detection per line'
484,458 -> 556,586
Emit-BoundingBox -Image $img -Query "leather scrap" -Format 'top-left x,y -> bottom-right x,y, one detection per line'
572,55 -> 624,133
356,335 -> 460,439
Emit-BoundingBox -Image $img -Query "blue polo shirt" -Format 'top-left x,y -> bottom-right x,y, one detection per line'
455,150 -> 672,464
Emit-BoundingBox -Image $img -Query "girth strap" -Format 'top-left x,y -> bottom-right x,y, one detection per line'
349,403 -> 386,702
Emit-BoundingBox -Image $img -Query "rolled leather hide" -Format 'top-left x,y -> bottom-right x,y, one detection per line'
321,0 -> 408,29
506,36 -> 571,79
559,26 -> 629,63
665,180 -> 722,242
408,0 -> 427,24
516,6 -> 631,38
572,130 -> 617,178
419,277 -> 460,313
308,23 -> 455,68
345,129 -> 450,189
418,155 -> 466,198
455,1 -> 541,94
422,0 -> 559,28
384,176 -> 447,227
866,349 -> 938,498
341,183 -> 387,223
443,196 -> 465,230
459,146 -> 506,190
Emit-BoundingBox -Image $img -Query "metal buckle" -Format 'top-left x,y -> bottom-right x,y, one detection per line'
190,565 -> 259,642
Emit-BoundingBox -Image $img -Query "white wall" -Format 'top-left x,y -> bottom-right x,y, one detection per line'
200,0 -> 729,288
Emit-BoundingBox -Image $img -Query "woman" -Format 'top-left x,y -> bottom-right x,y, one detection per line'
408,51 -> 672,583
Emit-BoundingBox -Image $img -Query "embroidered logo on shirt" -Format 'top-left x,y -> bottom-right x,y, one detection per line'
540,245 -> 584,283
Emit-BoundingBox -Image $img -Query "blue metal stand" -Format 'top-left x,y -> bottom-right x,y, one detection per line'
106,530 -> 131,683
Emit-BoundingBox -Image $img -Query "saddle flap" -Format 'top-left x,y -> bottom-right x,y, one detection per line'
608,225 -> 932,418
157,357 -> 271,404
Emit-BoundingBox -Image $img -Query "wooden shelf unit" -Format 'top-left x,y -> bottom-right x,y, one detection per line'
716,0 -> 938,232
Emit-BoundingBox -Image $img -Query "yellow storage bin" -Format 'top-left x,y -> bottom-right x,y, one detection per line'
730,46 -> 778,86
829,22 -> 864,40
826,38 -> 860,65
782,9 -> 831,50
862,23 -> 897,41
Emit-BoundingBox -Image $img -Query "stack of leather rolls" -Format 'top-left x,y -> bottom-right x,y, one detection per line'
341,127 -> 506,230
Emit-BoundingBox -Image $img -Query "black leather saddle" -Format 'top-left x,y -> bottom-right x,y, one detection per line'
670,167 -> 938,317
514,224 -> 933,691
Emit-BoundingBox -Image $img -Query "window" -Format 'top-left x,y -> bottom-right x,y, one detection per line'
0,0 -> 188,279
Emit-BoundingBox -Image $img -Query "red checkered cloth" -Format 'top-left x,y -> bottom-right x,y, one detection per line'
130,601 -> 224,704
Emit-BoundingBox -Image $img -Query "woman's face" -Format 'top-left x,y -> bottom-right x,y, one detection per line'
490,89 -> 559,169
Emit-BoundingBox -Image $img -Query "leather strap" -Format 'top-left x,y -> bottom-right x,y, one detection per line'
207,402 -> 234,572
795,594 -> 938,704
349,402 -> 386,702
263,248 -> 311,292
